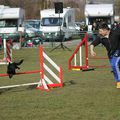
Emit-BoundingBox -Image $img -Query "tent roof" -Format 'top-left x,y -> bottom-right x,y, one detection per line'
85,4 -> 114,17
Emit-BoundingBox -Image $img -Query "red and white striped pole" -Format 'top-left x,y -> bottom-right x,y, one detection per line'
6,39 -> 12,63
2,38 -> 12,63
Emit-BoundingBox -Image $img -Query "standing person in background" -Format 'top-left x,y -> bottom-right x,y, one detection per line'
92,21 -> 97,41
111,21 -> 119,30
90,23 -> 120,88
0,37 -> 2,49
18,24 -> 25,49
92,21 -> 97,31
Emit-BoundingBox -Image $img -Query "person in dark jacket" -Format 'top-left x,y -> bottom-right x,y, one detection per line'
90,23 -> 120,88
0,37 -> 2,49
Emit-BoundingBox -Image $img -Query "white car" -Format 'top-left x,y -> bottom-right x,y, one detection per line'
75,22 -> 81,31
23,23 -> 39,37
24,23 -> 38,33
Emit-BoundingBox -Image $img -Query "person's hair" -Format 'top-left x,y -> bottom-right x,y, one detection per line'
99,23 -> 110,30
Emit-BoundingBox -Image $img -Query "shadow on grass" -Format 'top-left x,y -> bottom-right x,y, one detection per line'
0,88 -> 13,95
63,80 -> 76,87
0,85 -> 37,95
0,80 -> 76,95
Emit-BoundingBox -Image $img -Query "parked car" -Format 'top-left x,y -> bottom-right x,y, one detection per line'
24,19 -> 41,30
75,22 -> 81,31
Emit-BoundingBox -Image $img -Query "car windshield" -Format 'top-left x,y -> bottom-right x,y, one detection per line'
41,17 -> 63,26
0,19 -> 17,28
25,23 -> 34,29
25,20 -> 40,29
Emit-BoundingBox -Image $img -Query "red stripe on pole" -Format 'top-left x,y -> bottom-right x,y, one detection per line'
59,66 -> 63,88
0,70 -> 41,77
39,46 -> 44,79
71,66 -> 89,69
90,57 -> 108,60
38,46 -> 44,89
6,43 -> 12,62
6,44 -> 11,53
89,65 -> 111,68
84,33 -> 89,68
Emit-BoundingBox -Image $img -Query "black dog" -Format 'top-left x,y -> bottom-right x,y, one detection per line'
7,59 -> 24,78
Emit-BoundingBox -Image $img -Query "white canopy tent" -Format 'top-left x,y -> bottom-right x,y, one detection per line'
85,4 -> 114,17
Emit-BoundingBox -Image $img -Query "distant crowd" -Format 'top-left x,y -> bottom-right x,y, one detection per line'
111,21 -> 120,30
92,21 -> 120,32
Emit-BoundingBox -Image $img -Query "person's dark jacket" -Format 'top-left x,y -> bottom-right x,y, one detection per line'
91,28 -> 120,58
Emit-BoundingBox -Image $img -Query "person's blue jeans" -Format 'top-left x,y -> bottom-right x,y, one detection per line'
110,56 -> 120,82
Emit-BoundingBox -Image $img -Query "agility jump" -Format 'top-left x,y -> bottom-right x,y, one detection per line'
37,46 -> 63,91
0,46 -> 63,91
68,33 -> 110,71
68,33 -> 89,70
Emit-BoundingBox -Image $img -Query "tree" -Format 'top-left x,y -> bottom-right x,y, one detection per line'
115,0 -> 120,15
0,0 -> 85,20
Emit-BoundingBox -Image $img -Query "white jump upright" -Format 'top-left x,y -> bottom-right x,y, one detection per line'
0,38 -> 12,64
37,46 -> 63,91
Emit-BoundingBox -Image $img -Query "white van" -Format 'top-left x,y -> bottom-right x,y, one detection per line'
0,5 -> 25,38
40,7 -> 76,41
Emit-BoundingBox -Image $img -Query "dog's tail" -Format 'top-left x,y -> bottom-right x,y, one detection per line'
15,59 -> 24,66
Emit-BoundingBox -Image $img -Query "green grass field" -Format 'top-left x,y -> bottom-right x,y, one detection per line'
0,45 -> 120,120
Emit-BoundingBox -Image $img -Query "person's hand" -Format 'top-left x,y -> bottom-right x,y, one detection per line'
90,50 -> 96,57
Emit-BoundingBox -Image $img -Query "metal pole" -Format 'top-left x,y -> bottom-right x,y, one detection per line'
3,37 -> 7,62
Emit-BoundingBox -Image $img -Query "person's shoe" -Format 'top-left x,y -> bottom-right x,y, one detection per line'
116,82 -> 120,89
